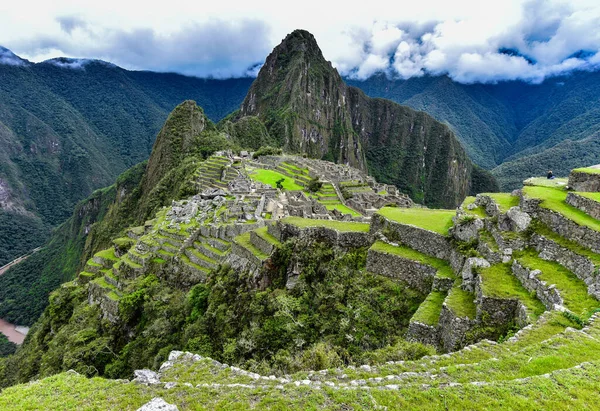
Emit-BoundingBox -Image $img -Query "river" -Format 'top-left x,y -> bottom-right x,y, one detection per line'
0,318 -> 27,345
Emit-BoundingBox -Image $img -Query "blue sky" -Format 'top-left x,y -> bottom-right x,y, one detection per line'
1,0 -> 599,83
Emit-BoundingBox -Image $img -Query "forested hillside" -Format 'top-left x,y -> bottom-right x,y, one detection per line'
348,71 -> 600,189
0,53 -> 252,266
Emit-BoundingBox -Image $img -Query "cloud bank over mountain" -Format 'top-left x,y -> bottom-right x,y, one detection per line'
2,0 -> 599,83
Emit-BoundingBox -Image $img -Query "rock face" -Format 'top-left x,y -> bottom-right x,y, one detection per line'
239,30 -> 496,208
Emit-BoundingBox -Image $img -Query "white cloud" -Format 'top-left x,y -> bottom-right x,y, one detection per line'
1,0 -> 599,82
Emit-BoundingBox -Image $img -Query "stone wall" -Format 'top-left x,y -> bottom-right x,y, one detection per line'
566,193 -> 600,220
438,305 -> 476,352
511,260 -> 564,310
568,170 -> 600,192
88,282 -> 119,323
475,276 -> 522,326
530,205 -> 600,254
371,214 -> 452,260
276,221 -> 373,249
406,321 -> 440,350
530,233 -> 600,299
250,231 -> 276,256
366,248 -> 436,293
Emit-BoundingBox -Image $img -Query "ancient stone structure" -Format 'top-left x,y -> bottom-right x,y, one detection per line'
568,167 -> 600,191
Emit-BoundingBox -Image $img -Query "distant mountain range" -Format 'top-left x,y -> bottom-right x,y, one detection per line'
2,44 -> 600,264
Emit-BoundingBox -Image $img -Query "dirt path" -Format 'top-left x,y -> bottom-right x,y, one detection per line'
0,247 -> 42,275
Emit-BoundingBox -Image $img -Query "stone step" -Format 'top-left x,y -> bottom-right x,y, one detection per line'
103,270 -> 120,289
84,259 -> 103,274
193,241 -> 225,261
184,248 -> 217,270
203,236 -> 231,252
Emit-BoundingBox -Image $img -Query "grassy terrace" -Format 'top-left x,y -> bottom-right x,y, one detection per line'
411,291 -> 446,325
572,167 -> 600,174
577,191 -> 600,202
516,250 -> 599,317
377,207 -> 455,235
523,186 -> 600,232
280,216 -> 370,232
479,263 -> 545,318
533,222 -> 600,267
482,193 -> 519,213
445,283 -> 477,319
254,226 -> 281,246
234,232 -> 269,260
95,248 -> 119,261
247,168 -> 304,191
524,176 -> 569,188
370,241 -> 454,279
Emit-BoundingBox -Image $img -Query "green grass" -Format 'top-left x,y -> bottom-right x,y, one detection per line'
248,168 -> 304,191
479,263 -> 546,318
180,255 -> 210,274
461,196 -> 488,218
445,283 -> 477,319
95,248 -> 118,261
478,230 -> 499,252
377,207 -> 455,235
516,250 -> 599,317
234,232 -> 269,260
523,186 -> 600,232
481,193 -> 519,213
576,192 -> 600,202
324,204 -> 361,217
280,216 -> 370,232
370,241 -> 454,278
572,167 -> 600,175
524,177 -> 569,188
411,291 -> 446,325
532,222 -> 600,267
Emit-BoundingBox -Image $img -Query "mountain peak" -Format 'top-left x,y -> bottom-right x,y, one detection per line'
275,29 -> 323,57
0,46 -> 28,66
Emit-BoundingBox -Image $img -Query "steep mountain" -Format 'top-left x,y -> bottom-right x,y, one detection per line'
347,71 -> 600,189
237,30 -> 493,207
0,54 -> 252,266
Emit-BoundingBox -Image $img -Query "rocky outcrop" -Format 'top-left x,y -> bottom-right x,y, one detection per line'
137,398 -> 179,411
451,216 -> 484,243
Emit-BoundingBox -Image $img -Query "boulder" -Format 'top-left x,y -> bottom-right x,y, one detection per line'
137,398 -> 179,411
506,207 -> 531,232
451,216 -> 484,242
133,369 -> 160,385
461,257 -> 490,292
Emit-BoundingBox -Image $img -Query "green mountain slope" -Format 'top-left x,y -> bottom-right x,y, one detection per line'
348,71 -> 600,189
0,55 -> 251,266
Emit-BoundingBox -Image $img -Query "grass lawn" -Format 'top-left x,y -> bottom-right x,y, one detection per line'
524,177 -> 569,188
370,241 -> 454,278
445,283 -> 476,319
248,168 -> 304,191
523,186 -> 600,232
281,216 -> 370,232
516,250 -> 599,317
377,207 -> 455,235
479,263 -> 546,318
411,291 -> 446,325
